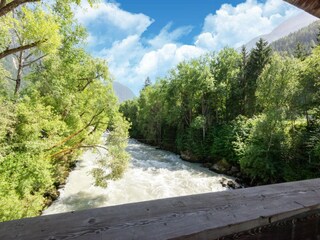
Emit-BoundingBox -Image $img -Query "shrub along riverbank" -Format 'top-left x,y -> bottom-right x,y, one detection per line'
120,40 -> 320,186
0,1 -> 129,222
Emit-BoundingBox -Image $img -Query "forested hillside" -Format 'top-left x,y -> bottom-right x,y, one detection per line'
0,1 -> 129,222
271,21 -> 320,56
121,39 -> 320,185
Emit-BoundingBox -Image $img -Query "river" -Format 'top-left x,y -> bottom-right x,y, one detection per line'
43,139 -> 228,215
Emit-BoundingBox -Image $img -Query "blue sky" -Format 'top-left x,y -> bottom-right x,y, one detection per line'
76,0 -> 301,94
115,0 -> 245,44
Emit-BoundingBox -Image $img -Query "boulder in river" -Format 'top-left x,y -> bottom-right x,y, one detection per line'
219,177 -> 242,189
210,159 -> 232,174
180,151 -> 202,163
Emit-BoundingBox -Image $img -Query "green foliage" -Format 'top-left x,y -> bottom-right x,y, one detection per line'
121,39 -> 320,186
19,6 -> 62,54
272,21 -> 320,56
293,43 -> 308,60
244,38 -> 272,116
94,114 -> 130,186
0,0 -> 129,222
209,123 -> 238,164
236,114 -> 286,183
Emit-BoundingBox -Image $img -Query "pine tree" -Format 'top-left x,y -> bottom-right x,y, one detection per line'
293,42 -> 307,60
244,38 -> 272,117
239,46 -> 248,116
144,76 -> 152,89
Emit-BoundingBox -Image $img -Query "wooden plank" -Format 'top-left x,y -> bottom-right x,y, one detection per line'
217,210 -> 320,240
0,179 -> 320,240
284,0 -> 320,18
183,210 -> 320,240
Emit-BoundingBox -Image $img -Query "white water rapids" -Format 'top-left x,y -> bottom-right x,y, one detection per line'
43,139 -> 228,215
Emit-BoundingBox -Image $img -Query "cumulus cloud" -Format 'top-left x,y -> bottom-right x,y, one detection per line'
79,0 -> 300,94
99,37 -> 204,91
136,44 -> 205,81
75,1 -> 154,48
148,23 -> 193,49
98,35 -> 146,87
195,0 -> 299,50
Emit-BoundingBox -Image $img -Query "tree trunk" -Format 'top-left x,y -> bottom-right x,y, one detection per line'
14,51 -> 23,96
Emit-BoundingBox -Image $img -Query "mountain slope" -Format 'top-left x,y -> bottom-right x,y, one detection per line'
271,20 -> 320,55
113,81 -> 136,103
245,12 -> 318,50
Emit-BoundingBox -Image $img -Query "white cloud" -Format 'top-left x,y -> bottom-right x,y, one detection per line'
76,2 -> 153,35
136,44 -> 205,81
195,32 -> 218,50
195,0 -> 299,50
148,23 -> 193,49
75,1 -> 154,47
99,38 -> 204,92
80,0 -> 300,94
98,35 -> 146,87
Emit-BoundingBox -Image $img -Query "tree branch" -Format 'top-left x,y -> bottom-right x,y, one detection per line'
23,54 -> 47,67
0,0 -> 40,17
50,144 -> 108,158
24,52 -> 33,61
6,76 -> 16,82
78,73 -> 103,92
47,109 -> 105,151
0,40 -> 45,60
0,0 -> 6,9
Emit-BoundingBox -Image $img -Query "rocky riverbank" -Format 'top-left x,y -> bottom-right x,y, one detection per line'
42,155 -> 80,211
135,139 -> 244,189
180,151 -> 251,188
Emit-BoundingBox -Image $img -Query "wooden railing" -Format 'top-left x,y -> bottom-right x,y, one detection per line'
0,178 -> 320,240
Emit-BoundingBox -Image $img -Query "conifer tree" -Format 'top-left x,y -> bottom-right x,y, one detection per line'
244,38 -> 272,116
143,76 -> 152,89
293,42 -> 307,60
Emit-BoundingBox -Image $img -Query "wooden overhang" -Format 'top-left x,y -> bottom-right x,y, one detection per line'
284,0 -> 320,18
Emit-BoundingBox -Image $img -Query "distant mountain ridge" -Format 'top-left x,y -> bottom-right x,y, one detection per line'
113,81 -> 136,103
271,20 -> 320,55
245,12 -> 318,50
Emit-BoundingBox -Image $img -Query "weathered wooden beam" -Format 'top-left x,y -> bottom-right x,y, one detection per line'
0,179 -> 320,240
284,0 -> 320,18
219,210 -> 320,240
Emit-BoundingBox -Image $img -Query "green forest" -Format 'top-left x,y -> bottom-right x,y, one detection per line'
0,1 -> 129,222
120,38 -> 320,186
271,20 -> 320,56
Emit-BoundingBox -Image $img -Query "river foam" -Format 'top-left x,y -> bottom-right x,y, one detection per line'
43,139 -> 227,215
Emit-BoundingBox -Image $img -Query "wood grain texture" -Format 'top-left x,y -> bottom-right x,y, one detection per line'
217,211 -> 320,240
284,0 -> 320,18
0,179 -> 320,240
